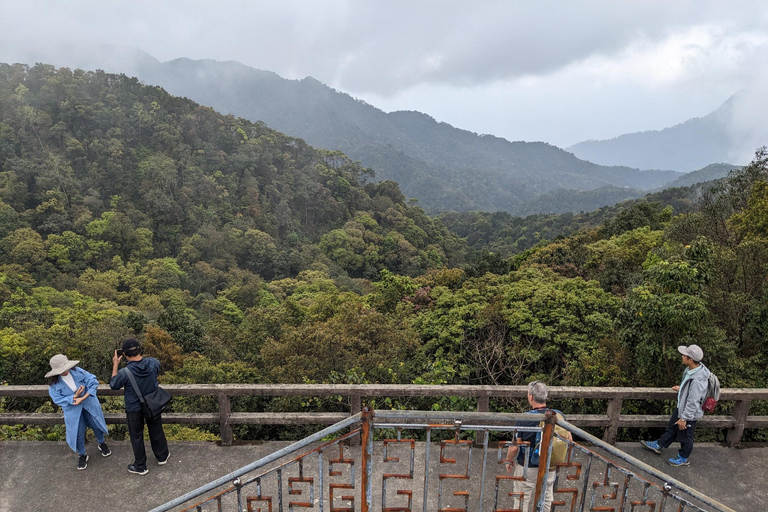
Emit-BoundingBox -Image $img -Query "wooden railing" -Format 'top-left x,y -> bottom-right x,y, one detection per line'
2,384 -> 766,447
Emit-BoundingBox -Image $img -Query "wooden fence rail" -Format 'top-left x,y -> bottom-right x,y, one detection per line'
1,384 -> 766,447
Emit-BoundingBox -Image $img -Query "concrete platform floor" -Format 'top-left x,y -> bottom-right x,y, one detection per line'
0,441 -> 763,512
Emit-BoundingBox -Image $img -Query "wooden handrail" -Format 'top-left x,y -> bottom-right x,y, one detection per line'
1,384 -> 765,447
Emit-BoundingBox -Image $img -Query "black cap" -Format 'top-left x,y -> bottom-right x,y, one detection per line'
122,338 -> 141,354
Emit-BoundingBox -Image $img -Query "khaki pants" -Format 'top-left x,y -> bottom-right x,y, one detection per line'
512,463 -> 556,512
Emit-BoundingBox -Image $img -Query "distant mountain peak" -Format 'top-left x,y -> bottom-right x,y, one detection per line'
567,93 -> 746,172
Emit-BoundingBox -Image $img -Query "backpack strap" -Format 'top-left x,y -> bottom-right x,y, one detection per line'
709,373 -> 721,401
121,367 -> 145,403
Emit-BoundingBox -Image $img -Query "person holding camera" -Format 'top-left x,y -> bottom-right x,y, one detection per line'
46,354 -> 111,470
110,338 -> 169,475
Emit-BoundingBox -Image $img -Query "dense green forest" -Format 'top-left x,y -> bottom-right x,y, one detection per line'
1,64 -> 767,442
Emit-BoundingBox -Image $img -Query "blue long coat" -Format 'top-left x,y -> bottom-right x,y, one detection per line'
48,367 -> 109,452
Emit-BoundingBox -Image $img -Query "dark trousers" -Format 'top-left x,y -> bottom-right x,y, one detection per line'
126,409 -> 169,470
658,409 -> 697,459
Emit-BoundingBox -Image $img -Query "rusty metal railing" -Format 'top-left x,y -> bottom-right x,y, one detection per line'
151,409 -> 735,512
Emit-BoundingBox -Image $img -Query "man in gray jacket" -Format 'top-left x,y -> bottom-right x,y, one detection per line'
641,344 -> 710,466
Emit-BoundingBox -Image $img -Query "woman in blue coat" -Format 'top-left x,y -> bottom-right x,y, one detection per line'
46,354 -> 111,470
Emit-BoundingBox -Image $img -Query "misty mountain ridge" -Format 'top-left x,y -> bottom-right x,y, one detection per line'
1,43 -> 685,214
504,161 -> 740,216
567,95 -> 752,172
135,57 -> 684,212
655,163 -> 739,190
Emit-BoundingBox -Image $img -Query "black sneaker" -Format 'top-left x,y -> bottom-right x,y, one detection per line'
77,454 -> 89,470
157,452 -> 170,466
98,442 -> 112,457
127,464 -> 148,475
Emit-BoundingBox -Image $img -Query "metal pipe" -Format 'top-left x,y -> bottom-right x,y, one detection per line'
477,429 -> 489,512
318,450 -> 325,512
422,427 -> 431,512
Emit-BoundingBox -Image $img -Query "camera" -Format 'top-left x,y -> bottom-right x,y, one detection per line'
116,349 -> 124,357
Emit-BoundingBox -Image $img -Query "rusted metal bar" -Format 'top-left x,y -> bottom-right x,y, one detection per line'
218,392 -> 233,446
726,400 -> 751,447
532,411 -> 555,512
360,408 -> 373,512
602,397 -> 623,444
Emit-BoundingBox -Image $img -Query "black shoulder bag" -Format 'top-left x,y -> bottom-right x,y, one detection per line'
122,367 -> 172,419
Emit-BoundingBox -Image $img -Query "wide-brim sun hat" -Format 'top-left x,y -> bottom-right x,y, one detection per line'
45,354 -> 79,378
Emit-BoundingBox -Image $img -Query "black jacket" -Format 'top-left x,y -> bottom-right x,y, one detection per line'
110,357 -> 162,412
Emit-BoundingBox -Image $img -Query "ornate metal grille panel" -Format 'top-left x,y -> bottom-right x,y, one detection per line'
152,410 -> 734,512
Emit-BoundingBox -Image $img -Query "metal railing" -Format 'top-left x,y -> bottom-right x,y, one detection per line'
150,409 -> 736,512
2,384 -> 766,447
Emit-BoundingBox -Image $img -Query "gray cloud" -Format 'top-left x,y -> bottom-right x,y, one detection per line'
2,1 -> 767,147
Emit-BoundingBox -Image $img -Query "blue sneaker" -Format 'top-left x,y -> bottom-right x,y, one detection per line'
640,440 -> 661,454
667,454 -> 689,467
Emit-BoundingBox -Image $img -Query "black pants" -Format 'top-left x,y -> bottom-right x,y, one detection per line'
658,409 -> 697,459
126,409 -> 169,470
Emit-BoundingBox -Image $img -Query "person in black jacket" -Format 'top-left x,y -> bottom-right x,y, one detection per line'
110,338 -> 170,475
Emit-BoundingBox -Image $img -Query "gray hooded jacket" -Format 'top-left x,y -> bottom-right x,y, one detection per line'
677,363 -> 711,422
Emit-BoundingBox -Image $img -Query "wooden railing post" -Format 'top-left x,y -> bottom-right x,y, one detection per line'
603,398 -> 623,445
349,393 -> 362,446
726,400 -> 751,447
218,392 -> 233,446
475,395 -> 490,446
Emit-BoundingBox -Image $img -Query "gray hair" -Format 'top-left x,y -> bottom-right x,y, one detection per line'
528,381 -> 548,403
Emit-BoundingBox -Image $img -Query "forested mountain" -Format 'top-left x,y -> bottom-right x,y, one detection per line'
510,185 -> 644,216
0,47 -> 683,213
3,63 -> 768,444
0,63 -> 464,284
135,58 -> 683,213
657,163 -> 739,190
499,163 -> 738,217
568,97 -> 738,172
440,178 -> 717,257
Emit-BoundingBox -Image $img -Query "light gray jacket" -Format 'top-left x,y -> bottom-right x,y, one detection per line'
677,363 -> 711,422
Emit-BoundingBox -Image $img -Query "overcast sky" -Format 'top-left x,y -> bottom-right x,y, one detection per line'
2,1 -> 768,148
